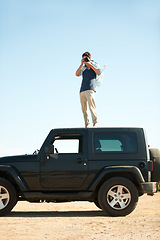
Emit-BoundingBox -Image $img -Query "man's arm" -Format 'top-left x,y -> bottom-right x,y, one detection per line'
75,59 -> 84,76
86,62 -> 101,75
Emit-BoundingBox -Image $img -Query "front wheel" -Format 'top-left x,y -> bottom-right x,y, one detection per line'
0,178 -> 17,216
98,177 -> 138,216
94,199 -> 102,209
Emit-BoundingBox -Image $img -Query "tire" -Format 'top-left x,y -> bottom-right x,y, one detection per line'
98,177 -> 138,216
0,177 -> 17,216
94,200 -> 102,209
149,148 -> 160,182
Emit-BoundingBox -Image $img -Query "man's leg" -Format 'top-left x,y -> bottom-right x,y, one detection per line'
86,90 -> 98,126
80,91 -> 90,127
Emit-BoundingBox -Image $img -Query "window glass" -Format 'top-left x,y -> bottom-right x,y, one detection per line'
54,139 -> 80,153
94,132 -> 137,153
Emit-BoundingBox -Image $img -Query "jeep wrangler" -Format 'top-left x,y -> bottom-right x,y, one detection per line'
0,127 -> 159,216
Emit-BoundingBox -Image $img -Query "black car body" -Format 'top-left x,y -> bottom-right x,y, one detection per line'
0,127 -> 159,216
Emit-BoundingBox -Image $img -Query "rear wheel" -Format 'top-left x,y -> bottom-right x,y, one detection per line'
0,178 -> 17,216
98,177 -> 138,216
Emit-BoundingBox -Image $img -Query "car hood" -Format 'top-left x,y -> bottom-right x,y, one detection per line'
0,154 -> 38,163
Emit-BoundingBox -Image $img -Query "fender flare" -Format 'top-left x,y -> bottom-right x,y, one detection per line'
0,165 -> 29,192
88,166 -> 145,192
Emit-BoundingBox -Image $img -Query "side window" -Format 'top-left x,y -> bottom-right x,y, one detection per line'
53,134 -> 83,154
98,139 -> 122,152
94,132 -> 137,153
54,139 -> 79,153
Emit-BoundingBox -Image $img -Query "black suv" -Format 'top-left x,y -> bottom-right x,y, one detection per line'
0,127 -> 159,216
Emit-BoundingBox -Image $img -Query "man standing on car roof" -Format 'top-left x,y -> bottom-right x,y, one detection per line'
76,51 -> 101,128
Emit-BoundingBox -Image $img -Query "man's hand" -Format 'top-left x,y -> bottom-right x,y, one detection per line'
85,61 -> 91,68
85,61 -> 100,75
75,59 -> 84,76
81,58 -> 85,65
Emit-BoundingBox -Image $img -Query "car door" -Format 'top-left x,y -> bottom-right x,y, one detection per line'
40,131 -> 88,190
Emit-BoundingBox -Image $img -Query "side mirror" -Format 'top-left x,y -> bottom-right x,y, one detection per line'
45,145 -> 54,155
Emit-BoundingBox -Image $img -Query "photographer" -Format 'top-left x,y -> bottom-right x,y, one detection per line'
76,52 -> 101,128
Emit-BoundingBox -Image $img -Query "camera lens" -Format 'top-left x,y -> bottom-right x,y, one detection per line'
84,57 -> 89,62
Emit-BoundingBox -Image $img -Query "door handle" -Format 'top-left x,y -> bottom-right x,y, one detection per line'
76,158 -> 85,163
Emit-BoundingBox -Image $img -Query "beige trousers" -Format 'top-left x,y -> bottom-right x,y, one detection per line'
80,90 -> 98,126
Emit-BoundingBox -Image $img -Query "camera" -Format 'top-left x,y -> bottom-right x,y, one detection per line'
83,57 -> 89,62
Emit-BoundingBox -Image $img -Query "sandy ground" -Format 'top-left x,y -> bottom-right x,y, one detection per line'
0,192 -> 160,240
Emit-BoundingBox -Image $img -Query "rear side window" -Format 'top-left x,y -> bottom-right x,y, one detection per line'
94,132 -> 137,153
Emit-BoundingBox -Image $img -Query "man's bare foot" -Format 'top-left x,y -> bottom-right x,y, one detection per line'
93,122 -> 97,127
85,123 -> 90,128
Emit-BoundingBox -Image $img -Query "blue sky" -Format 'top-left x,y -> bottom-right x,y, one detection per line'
0,0 -> 160,156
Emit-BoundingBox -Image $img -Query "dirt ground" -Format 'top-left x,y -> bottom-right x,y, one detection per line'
0,192 -> 160,240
